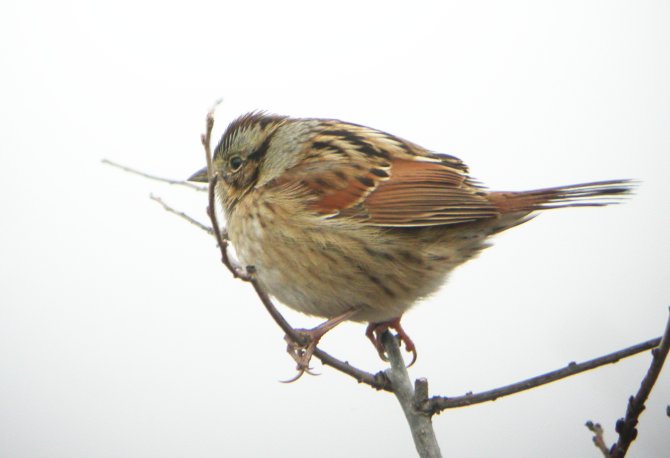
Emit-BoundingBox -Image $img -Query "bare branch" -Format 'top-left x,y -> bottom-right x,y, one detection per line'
610,308 -> 670,458
585,421 -> 610,457
193,104 -> 668,406
111,104 -> 668,454
102,158 -> 206,191
150,194 -> 213,235
152,169 -> 663,401
312,347 -> 391,390
383,332 -> 442,458
423,336 -> 662,414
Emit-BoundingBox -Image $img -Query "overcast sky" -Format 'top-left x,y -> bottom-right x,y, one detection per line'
1,1 -> 669,456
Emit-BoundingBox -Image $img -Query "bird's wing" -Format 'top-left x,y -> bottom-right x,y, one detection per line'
267,121 -> 499,227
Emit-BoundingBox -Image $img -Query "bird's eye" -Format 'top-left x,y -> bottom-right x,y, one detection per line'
229,156 -> 243,171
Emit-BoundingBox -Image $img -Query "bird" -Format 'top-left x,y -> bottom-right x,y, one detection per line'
189,111 -> 633,369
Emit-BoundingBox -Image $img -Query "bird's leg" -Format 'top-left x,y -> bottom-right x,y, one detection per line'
366,316 -> 418,367
283,309 -> 356,382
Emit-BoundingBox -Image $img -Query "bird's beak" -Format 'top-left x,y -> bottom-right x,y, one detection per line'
188,167 -> 209,183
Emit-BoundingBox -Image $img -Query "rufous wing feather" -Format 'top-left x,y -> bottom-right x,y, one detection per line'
281,155 -> 500,227
363,159 -> 499,226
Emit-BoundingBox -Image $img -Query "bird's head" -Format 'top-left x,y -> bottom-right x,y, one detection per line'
190,111 -> 317,210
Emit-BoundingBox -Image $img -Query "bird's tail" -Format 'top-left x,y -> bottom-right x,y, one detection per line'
488,179 -> 636,214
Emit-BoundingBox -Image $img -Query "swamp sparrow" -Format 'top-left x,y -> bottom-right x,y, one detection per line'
190,111 -> 632,366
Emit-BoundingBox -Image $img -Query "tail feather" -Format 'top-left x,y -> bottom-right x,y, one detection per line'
489,179 -> 636,214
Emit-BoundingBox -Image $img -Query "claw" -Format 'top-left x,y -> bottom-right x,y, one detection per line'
281,372 -> 304,384
280,366 -> 320,384
366,317 -> 418,367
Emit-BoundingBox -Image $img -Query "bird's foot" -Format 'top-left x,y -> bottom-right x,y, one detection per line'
282,309 -> 356,383
282,328 -> 322,383
366,317 -> 418,367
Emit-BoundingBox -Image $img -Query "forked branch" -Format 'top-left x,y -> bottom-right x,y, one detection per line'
103,111 -> 667,406
102,158 -> 206,191
609,307 -> 670,457
424,336 -> 664,414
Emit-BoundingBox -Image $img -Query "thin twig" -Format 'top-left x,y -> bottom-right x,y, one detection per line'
200,102 -> 250,279
197,104 -> 391,390
150,194 -> 213,235
248,271 -> 390,388
585,421 -> 610,457
206,175 -> 249,279
102,163 -> 390,387
383,333 -> 442,458
201,98 -> 221,181
423,336 -> 662,413
102,158 -> 206,191
610,308 -> 670,458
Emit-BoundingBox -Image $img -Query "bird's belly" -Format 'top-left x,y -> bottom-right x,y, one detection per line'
232,227 -> 409,321
227,208 -> 492,323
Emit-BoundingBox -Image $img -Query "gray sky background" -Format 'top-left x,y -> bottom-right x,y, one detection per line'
1,1 -> 669,456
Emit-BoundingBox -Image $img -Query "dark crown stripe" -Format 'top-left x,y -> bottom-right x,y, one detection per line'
218,112 -> 286,157
247,131 -> 275,162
